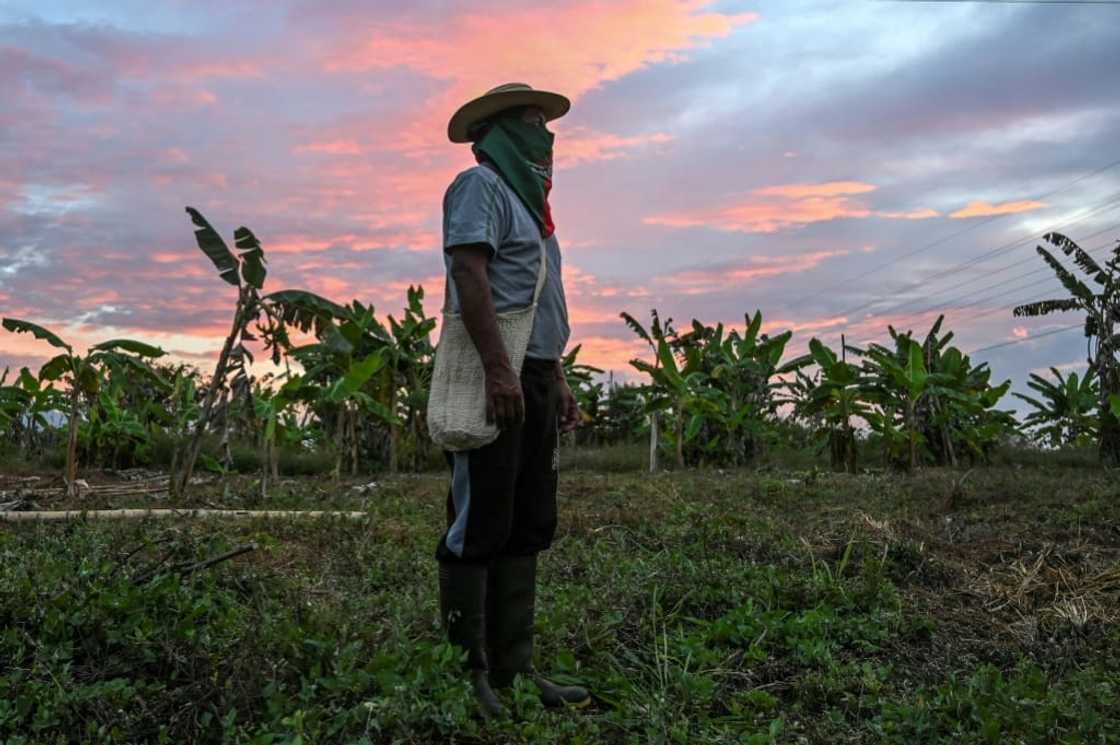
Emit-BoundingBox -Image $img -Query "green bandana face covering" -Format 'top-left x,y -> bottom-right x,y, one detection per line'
473,114 -> 556,238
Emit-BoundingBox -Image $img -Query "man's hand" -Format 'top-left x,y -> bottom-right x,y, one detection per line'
557,375 -> 581,434
486,360 -> 525,430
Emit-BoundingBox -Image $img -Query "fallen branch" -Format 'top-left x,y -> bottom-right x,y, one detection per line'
110,534 -> 177,580
174,543 -> 257,577
132,546 -> 179,584
0,508 -> 369,522
1,478 -> 172,500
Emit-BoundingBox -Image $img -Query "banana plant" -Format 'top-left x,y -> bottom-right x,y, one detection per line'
858,335 -> 933,470
82,384 -> 151,469
627,330 -> 704,468
160,365 -> 202,479
788,338 -> 870,472
1013,232 -> 1120,464
0,368 -> 28,441
253,373 -> 312,495
1,319 -> 165,494
266,296 -> 396,477
855,317 -> 1014,469
561,344 -> 605,442
1014,367 -> 1099,448
383,286 -> 437,472
622,309 -> 676,471
0,367 -> 66,454
695,312 -> 810,464
927,344 -> 1014,464
175,207 -> 270,496
624,309 -> 806,467
325,348 -> 390,479
583,377 -> 647,447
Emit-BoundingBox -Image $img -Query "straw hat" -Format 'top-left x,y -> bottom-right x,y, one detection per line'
447,82 -> 570,143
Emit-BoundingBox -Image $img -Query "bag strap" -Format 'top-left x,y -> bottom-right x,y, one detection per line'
530,237 -> 548,307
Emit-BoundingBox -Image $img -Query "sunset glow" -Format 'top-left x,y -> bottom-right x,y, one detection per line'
2,0 -> 1118,397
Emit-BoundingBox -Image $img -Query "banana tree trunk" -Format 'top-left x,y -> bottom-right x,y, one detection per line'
64,383 -> 80,496
176,290 -> 247,497
844,425 -> 857,474
408,368 -> 424,472
907,398 -> 918,472
649,412 -> 659,473
333,406 -> 345,482
388,385 -> 399,474
942,424 -> 957,467
219,390 -> 233,471
675,405 -> 685,469
169,446 -> 179,482
930,396 -> 957,467
1099,366 -> 1120,466
260,432 -> 278,501
260,446 -> 269,499
349,407 -> 358,476
838,385 -> 856,473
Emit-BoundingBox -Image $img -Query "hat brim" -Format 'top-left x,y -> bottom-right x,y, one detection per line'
448,89 -> 570,143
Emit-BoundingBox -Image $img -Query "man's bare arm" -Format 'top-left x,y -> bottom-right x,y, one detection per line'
449,244 -> 524,429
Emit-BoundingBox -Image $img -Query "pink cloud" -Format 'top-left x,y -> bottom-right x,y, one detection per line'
647,181 -> 940,233
294,140 -> 366,156
557,128 -> 674,168
657,250 -> 850,294
176,61 -> 266,81
779,315 -> 849,334
754,181 -> 875,199
159,148 -> 191,165
569,334 -> 652,374
876,207 -> 940,219
647,182 -> 876,233
148,85 -> 217,108
324,2 -> 755,93
318,1 -> 756,159
950,199 -> 1046,218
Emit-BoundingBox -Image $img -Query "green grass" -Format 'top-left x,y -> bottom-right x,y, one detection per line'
1,464 -> 1117,743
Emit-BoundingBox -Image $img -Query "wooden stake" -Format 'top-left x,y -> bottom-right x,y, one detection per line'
0,508 -> 369,522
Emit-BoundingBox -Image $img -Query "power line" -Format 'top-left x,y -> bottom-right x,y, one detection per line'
905,195 -> 1120,287
968,324 -> 1083,356
834,194 -> 1120,320
792,158 -> 1120,308
868,224 -> 1120,318
935,248 -> 1110,331
950,286 -> 1078,323
801,290 -> 1077,352
884,234 -> 1119,320
851,195 -> 1120,318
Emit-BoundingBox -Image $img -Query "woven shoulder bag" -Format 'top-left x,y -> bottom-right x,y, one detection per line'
427,241 -> 547,451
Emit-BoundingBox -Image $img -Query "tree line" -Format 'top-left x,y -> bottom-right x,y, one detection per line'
3,213 -> 1117,493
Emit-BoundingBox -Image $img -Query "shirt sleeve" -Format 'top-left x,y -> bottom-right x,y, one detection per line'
443,169 -> 505,257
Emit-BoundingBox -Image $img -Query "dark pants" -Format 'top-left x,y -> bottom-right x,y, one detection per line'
435,358 -> 560,564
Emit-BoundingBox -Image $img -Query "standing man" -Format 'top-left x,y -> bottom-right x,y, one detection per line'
435,83 -> 590,718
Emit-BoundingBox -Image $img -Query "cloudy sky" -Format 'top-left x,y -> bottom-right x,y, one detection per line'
2,0 -> 1118,401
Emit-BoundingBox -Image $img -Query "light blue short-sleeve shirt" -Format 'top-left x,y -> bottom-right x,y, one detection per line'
442,164 -> 571,361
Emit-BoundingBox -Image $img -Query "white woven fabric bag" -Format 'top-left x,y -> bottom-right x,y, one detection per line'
427,241 -> 548,451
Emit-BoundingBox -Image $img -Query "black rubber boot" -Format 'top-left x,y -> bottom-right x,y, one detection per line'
486,554 -> 591,708
438,561 -> 508,720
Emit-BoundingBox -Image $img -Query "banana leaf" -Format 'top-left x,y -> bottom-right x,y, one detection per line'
186,207 -> 239,286
2,318 -> 72,351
